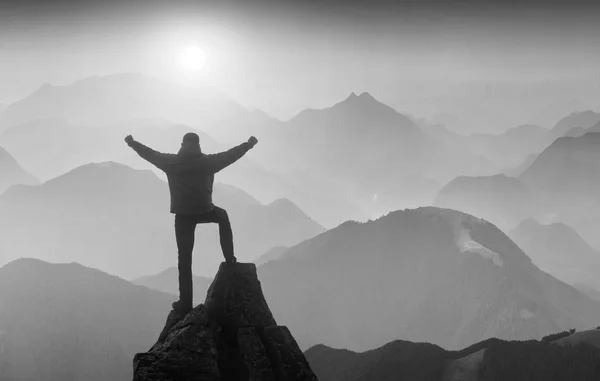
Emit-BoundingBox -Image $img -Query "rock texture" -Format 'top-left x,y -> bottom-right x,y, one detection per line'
133,262 -> 317,381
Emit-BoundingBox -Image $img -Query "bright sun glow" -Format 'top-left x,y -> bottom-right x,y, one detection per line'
179,45 -> 206,71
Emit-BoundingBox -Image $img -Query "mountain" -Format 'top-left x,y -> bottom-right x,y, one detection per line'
521,132 -> 600,194
1,117 -> 365,227
588,121 -> 600,133
0,73 -> 276,137
134,262 -> 318,381
253,92 -> 496,218
573,282 -> 600,303
510,219 -> 600,290
572,211 -> 600,255
564,120 -> 600,137
519,133 -> 600,228
256,207 -> 600,352
0,118 -> 225,181
550,110 -> 600,138
132,267 -> 213,305
0,146 -> 38,194
254,246 -> 288,266
0,162 -> 324,278
306,334 -> 600,381
503,153 -> 538,177
260,92 -> 428,181
0,258 -> 171,381
518,132 -> 600,251
470,124 -> 552,170
434,174 -> 534,230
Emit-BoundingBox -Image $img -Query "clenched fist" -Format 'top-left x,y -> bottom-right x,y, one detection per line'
247,136 -> 258,148
124,135 -> 134,145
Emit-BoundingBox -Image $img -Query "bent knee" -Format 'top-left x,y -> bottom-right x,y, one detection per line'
214,207 -> 230,221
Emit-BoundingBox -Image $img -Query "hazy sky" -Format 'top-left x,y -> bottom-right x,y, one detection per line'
1,0 -> 600,132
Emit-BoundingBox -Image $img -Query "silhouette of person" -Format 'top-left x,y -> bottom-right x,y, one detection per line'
125,132 -> 258,314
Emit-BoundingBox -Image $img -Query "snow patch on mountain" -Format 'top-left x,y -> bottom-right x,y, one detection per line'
417,207 -> 503,266
519,308 -> 534,319
456,227 -> 503,266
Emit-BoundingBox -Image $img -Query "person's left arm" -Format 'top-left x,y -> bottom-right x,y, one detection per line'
205,136 -> 258,173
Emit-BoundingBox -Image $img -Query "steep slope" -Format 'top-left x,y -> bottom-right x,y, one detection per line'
511,219 -> 600,290
573,282 -> 600,302
0,73 -> 275,136
0,258 -> 172,381
0,146 -> 38,194
516,132 -> 600,251
132,267 -> 213,305
518,132 -> 600,230
434,174 -> 534,230
257,207 -> 600,352
0,163 -> 324,278
520,132 -> 600,196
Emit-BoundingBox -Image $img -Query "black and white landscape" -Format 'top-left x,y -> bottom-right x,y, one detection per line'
2,1 -> 600,380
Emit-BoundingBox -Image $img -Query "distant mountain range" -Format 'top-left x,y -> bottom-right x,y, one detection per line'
251,91 -> 496,217
0,146 -> 38,194
0,118 -> 224,181
0,74 -> 500,224
564,120 -> 600,137
550,110 -> 600,138
0,117 -> 368,228
256,207 -> 600,352
132,267 -> 212,305
469,124 -> 553,170
0,73 -> 278,139
0,258 -> 171,381
520,132 -> 600,197
306,330 -> 600,381
0,162 -> 324,278
511,219 -> 600,291
434,174 -> 534,230
434,130 -> 600,237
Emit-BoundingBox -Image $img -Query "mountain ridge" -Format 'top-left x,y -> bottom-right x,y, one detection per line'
0,162 -> 324,278
256,206 -> 600,352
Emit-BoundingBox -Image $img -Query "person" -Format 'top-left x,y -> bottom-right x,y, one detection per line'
125,132 -> 258,314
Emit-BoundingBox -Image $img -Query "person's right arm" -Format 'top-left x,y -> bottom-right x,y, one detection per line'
125,135 -> 172,171
206,136 -> 258,173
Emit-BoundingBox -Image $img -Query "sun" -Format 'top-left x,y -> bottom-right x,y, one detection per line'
179,45 -> 206,71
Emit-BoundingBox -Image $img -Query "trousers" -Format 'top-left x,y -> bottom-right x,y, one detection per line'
174,206 -> 234,308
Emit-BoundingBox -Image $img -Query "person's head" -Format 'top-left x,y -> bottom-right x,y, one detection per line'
179,132 -> 202,155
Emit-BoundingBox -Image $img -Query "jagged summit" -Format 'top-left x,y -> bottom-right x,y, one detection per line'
133,262 -> 318,381
344,91 -> 374,100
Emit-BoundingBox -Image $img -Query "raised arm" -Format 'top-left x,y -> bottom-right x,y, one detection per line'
125,135 -> 172,171
206,136 -> 258,173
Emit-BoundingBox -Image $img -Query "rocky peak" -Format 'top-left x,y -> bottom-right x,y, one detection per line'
133,262 -> 318,381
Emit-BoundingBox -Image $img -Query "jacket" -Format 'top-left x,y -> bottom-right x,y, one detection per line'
128,140 -> 251,214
